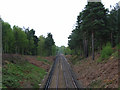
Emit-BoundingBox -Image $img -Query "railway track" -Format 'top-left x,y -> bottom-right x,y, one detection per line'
44,54 -> 81,89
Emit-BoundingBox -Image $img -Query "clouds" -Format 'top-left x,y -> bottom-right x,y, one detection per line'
0,0 -> 119,46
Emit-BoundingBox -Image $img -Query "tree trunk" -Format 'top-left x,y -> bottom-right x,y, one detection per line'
22,48 -> 24,55
16,46 -> 18,54
111,32 -> 113,47
100,42 -> 102,50
92,32 -> 94,60
85,39 -> 86,58
80,46 -> 82,57
83,39 -> 85,57
86,40 -> 88,57
85,39 -> 88,58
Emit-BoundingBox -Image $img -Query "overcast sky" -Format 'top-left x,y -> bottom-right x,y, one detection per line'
0,0 -> 119,47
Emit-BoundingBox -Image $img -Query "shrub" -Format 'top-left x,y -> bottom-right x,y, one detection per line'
97,43 -> 113,63
37,56 -> 51,64
3,61 -> 46,88
100,43 -> 113,60
116,44 -> 120,50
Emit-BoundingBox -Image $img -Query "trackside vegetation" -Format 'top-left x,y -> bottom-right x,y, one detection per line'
68,2 -> 119,88
1,18 -> 72,56
2,19 -> 56,56
1,18 -> 58,88
2,55 -> 47,88
97,43 -> 113,62
37,56 -> 51,64
68,2 -> 120,60
1,1 -> 120,89
1,16 -> 71,88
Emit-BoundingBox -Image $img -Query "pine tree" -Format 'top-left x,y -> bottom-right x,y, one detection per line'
82,2 -> 107,60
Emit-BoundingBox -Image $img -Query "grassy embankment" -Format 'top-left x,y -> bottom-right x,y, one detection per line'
2,54 -> 53,88
69,43 -> 119,88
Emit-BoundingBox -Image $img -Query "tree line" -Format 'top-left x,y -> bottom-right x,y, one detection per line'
2,19 -> 56,56
57,46 -> 72,55
68,2 -> 120,60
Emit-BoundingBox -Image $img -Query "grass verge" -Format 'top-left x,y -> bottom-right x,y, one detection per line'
37,56 -> 51,64
3,61 -> 47,88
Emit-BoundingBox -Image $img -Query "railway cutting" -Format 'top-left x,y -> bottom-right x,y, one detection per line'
44,54 -> 81,89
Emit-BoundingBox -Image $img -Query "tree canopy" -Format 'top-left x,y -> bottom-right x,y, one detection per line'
68,2 -> 120,59
2,19 -> 57,56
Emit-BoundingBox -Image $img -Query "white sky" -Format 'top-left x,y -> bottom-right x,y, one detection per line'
0,0 -> 119,47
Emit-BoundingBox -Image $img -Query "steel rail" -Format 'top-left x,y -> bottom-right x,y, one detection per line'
44,55 -> 58,90
56,59 -> 60,89
62,58 -> 69,89
44,54 -> 81,89
62,55 -> 80,89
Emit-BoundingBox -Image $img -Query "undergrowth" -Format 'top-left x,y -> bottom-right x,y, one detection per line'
70,55 -> 84,65
88,80 -> 103,88
3,61 -> 47,88
37,56 -> 51,64
97,43 -> 113,63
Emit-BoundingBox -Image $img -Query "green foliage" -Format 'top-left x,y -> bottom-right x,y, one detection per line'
111,51 -> 118,58
52,45 -> 57,56
118,85 -> 120,90
68,2 -> 120,59
57,46 -> 71,55
101,43 -> 113,59
2,19 -> 56,56
13,26 -> 29,54
44,33 -> 55,56
97,43 -> 113,63
97,58 -> 103,63
88,80 -> 103,88
3,61 -> 46,88
37,35 -> 46,56
3,63 -> 23,88
64,47 -> 72,55
25,29 -> 38,55
58,46 -> 65,54
70,55 -> 84,65
2,21 -> 15,53
2,22 -> 39,55
28,37 -> 35,55
37,34 -> 57,57
37,56 -> 51,64
116,44 -> 120,50
23,63 -> 46,88
68,2 -> 107,57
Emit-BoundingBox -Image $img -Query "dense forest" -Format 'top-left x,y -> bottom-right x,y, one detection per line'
1,2 -> 120,58
1,18 -> 72,56
68,2 -> 120,60
1,19 -> 56,56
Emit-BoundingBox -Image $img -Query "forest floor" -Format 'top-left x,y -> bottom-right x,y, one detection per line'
2,54 -> 55,88
66,51 -> 119,88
